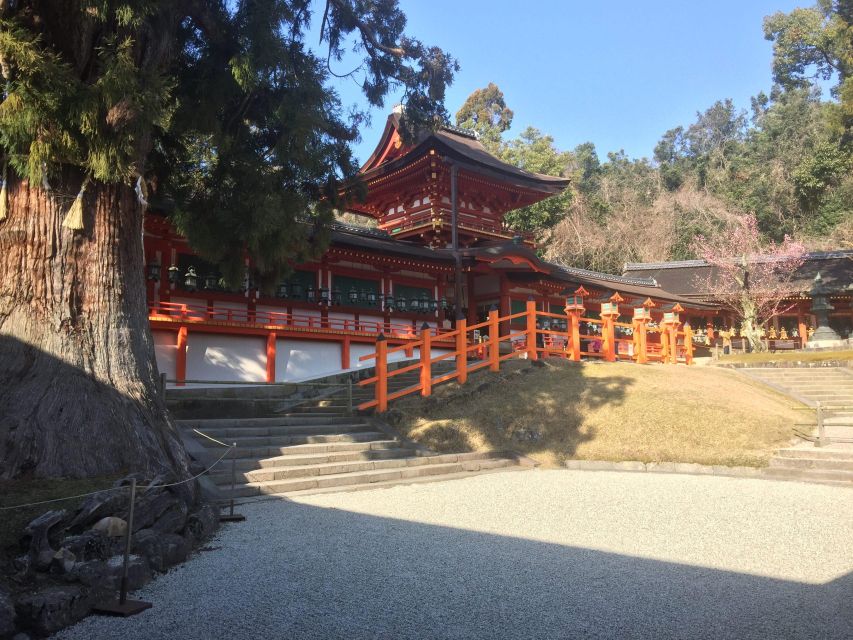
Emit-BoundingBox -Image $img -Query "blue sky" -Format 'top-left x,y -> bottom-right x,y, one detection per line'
320,0 -> 809,165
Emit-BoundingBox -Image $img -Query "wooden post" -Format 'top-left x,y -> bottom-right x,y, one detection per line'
488,307 -> 500,372
526,299 -> 538,361
266,332 -> 276,383
420,323 -> 432,397
341,336 -> 351,370
176,326 -> 188,386
601,314 -> 616,362
567,310 -> 581,361
376,335 -> 388,412
456,318 -> 468,384
659,325 -> 670,363
670,322 -> 679,364
684,324 -> 694,365
633,317 -> 649,364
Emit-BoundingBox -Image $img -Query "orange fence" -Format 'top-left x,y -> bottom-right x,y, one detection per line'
149,300 -> 450,339
358,300 -> 695,412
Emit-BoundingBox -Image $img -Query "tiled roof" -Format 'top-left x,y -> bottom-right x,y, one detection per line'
623,250 -> 853,296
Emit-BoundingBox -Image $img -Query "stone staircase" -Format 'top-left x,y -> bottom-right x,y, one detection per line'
169,364 -> 528,500
740,366 -> 853,485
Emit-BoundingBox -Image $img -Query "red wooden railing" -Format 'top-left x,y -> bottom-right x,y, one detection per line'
358,300 -> 695,412
148,300 -> 451,339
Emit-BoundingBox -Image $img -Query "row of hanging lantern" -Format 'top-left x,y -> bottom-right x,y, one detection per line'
148,261 -> 449,314
147,262 -> 213,292
275,282 -> 446,313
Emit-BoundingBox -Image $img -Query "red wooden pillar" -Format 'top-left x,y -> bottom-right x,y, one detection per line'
683,324 -> 694,365
266,332 -> 276,382
341,336 -> 351,370
601,303 -> 618,362
633,310 -> 649,364
488,307 -> 500,372
567,311 -> 581,361
376,336 -> 388,412
526,299 -> 538,361
669,323 -> 679,364
420,323 -> 432,397
176,326 -> 188,386
456,318 -> 468,384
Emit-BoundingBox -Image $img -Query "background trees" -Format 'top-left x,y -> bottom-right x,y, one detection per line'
455,1 -> 852,273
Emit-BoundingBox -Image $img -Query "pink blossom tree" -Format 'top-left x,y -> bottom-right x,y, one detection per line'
691,214 -> 806,351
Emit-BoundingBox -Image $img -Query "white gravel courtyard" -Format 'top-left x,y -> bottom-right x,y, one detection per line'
57,470 -> 852,639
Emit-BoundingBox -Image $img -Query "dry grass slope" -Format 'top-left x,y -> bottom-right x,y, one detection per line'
385,360 -> 800,468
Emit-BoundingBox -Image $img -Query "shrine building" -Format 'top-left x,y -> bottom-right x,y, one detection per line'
143,112 -> 716,385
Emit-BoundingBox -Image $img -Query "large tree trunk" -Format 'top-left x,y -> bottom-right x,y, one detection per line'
0,171 -> 189,480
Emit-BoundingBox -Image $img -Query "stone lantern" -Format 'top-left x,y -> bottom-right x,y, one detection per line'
807,272 -> 843,348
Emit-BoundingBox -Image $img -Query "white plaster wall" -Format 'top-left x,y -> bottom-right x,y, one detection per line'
277,339 -> 342,381
153,331 -> 177,381
186,334 -> 267,382
350,343 -> 379,370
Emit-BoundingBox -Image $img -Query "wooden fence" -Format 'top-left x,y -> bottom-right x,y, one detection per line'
358,300 -> 694,412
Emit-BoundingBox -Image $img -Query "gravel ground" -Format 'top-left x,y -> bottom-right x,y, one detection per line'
56,470 -> 852,640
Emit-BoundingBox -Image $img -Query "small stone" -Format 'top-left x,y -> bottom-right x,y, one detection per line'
91,516 -> 127,538
50,548 -> 76,574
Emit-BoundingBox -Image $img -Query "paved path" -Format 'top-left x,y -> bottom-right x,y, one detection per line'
57,470 -> 853,640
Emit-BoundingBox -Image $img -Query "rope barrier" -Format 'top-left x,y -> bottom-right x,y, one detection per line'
0,436 -> 234,511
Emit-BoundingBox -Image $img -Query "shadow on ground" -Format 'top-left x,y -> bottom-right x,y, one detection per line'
58,498 -> 852,640
389,360 -> 634,462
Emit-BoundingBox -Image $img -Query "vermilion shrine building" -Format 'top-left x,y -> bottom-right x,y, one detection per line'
143,113 -> 715,384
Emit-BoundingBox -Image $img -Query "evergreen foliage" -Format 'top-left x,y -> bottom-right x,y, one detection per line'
0,0 -> 457,286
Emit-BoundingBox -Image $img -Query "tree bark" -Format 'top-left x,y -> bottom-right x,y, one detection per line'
0,171 -> 189,480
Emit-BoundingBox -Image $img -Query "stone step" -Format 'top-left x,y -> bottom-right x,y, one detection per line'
213,451 -> 505,484
178,415 -> 364,429
220,432 -> 391,459
768,456 -> 853,471
775,447 -> 853,461
226,447 -> 418,471
241,440 -> 405,462
266,464 -> 527,499
195,426 -> 378,449
192,422 -> 373,441
221,457 -> 520,497
762,466 -> 853,485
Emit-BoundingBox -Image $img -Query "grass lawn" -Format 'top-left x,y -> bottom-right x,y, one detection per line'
0,476 -> 120,554
386,359 -> 801,468
716,349 -> 853,365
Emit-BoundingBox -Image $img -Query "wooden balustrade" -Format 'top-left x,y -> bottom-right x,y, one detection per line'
358,301 -> 695,412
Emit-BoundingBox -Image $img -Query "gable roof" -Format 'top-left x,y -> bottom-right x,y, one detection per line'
623,250 -> 853,296
356,113 -> 570,195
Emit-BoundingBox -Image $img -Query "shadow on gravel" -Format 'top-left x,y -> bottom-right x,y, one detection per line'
390,360 -> 634,462
62,500 -> 852,640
